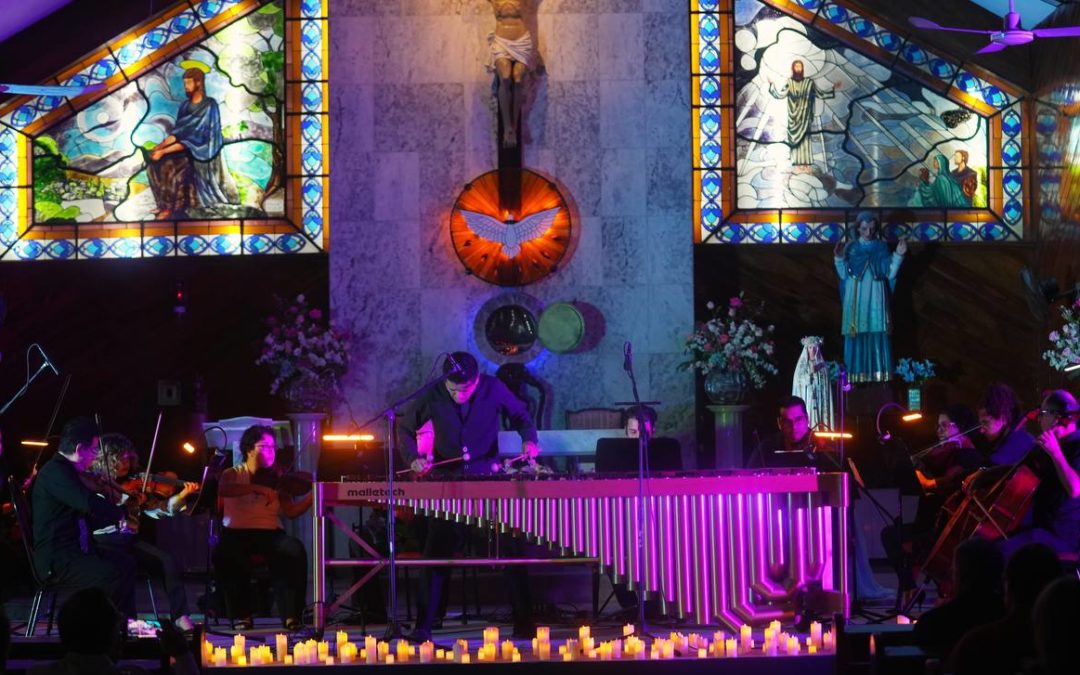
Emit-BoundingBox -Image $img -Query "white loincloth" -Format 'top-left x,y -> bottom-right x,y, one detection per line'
487,31 -> 534,71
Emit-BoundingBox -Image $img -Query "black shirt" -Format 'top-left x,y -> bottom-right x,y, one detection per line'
30,454 -> 126,574
399,375 -> 538,473
1030,429 -> 1080,535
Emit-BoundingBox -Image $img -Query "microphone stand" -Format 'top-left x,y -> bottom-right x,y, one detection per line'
346,367 -> 463,642
616,347 -> 660,637
0,346 -> 58,417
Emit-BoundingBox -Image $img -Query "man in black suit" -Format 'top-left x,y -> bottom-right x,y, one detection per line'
30,417 -> 134,612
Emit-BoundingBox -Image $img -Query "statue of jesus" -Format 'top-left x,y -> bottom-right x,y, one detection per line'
488,0 -> 534,148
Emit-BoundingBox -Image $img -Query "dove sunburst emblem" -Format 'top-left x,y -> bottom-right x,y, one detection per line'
449,169 -> 572,286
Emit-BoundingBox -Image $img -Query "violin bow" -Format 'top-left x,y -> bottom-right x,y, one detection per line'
141,411 -> 164,494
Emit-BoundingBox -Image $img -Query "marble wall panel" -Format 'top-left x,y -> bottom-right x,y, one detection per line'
330,1 -> 695,433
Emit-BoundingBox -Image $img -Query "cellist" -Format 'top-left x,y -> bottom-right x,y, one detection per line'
995,390 -> 1080,560
976,382 -> 1036,467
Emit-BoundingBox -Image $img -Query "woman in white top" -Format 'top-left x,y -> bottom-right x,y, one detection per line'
213,425 -> 312,630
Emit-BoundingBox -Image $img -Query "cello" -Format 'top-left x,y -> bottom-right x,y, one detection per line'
918,454 -> 1039,599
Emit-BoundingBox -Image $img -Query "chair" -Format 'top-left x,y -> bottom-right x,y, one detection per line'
9,483 -> 57,638
12,482 -> 158,637
565,408 -> 624,430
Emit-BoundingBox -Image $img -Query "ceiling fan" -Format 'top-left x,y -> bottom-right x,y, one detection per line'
0,83 -> 103,97
910,0 -> 1080,54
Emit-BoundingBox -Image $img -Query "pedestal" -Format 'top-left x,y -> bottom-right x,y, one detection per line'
286,412 -> 326,599
707,404 -> 750,469
287,412 -> 327,475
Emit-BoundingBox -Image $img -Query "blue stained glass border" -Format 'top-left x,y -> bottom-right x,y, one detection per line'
694,0 -> 1026,244
0,0 -> 328,261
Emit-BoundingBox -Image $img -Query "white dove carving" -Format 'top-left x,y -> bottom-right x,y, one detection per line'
459,206 -> 561,258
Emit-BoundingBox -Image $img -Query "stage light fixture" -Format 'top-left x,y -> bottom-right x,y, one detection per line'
323,433 -> 375,442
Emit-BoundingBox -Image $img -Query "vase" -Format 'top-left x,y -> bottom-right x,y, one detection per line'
704,371 -> 746,405
906,387 -> 922,412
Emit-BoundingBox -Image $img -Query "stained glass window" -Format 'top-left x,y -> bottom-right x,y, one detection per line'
0,0 -> 328,261
693,0 -> 1027,244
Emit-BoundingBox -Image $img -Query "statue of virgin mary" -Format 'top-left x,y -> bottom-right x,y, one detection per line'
792,336 -> 836,432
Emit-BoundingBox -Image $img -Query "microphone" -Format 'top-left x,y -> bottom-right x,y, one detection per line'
838,364 -> 851,392
623,341 -> 633,373
34,344 -> 59,375
446,352 -> 464,375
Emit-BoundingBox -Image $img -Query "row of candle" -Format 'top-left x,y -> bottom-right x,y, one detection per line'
203,622 -> 836,667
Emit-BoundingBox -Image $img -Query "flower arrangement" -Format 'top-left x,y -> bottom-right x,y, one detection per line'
1044,297 -> 1080,371
679,295 -> 777,389
895,357 -> 936,385
256,294 -> 350,411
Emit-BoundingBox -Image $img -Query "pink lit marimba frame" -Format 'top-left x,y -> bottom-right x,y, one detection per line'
311,470 -> 848,633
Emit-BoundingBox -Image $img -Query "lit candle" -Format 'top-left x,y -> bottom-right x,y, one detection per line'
396,639 -> 410,662
739,625 -> 752,651
725,638 -> 738,658
436,648 -> 445,660
579,626 -> 590,641
275,634 -> 288,662
237,655 -> 247,667
213,647 -> 226,667
318,641 -> 330,662
512,652 -> 521,663
419,642 -> 434,664
385,654 -> 395,665
810,621 -> 822,647
461,654 -> 470,664
698,647 -> 707,659
502,640 -> 515,660
809,643 -> 818,654
283,654 -> 293,665
230,645 -> 242,664
538,641 -> 551,660
537,626 -> 550,641
234,634 -> 246,652
823,631 -> 833,652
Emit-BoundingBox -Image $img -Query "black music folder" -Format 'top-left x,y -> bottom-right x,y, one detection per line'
594,437 -> 683,473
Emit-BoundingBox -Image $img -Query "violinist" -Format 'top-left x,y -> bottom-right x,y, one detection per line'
996,390 -> 1080,560
88,433 -> 197,632
763,396 -> 819,468
883,404 -> 982,591
214,425 -> 310,631
29,417 -> 134,614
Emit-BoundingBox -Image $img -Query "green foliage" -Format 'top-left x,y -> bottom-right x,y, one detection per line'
35,200 -> 82,222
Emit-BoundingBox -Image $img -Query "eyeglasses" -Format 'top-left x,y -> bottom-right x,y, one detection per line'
1039,410 -> 1060,417
254,442 -> 276,450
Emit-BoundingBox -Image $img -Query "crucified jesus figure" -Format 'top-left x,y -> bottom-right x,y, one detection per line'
488,0 -> 533,148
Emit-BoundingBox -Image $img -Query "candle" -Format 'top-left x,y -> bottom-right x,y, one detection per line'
318,641 -> 330,662
538,641 -> 551,660
725,638 -> 738,657
436,649 -> 445,660
283,655 -> 293,665
234,634 -> 246,652
230,645 -> 242,664
386,654 -> 395,665
698,647 -> 707,659
213,647 -> 226,667
809,643 -> 818,654
579,626 -> 590,640
810,621 -> 822,647
512,652 -> 521,662
275,634 -> 288,662
502,640 -> 515,660
537,626 -> 550,641
396,639 -> 410,662
739,624 -> 752,651
419,642 -> 434,664
823,631 -> 833,652
461,654 -> 470,664
624,623 -> 635,637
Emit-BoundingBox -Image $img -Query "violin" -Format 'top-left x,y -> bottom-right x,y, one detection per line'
251,466 -> 313,497
120,471 -> 200,499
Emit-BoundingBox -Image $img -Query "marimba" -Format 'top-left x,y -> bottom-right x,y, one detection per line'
312,470 -> 848,632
